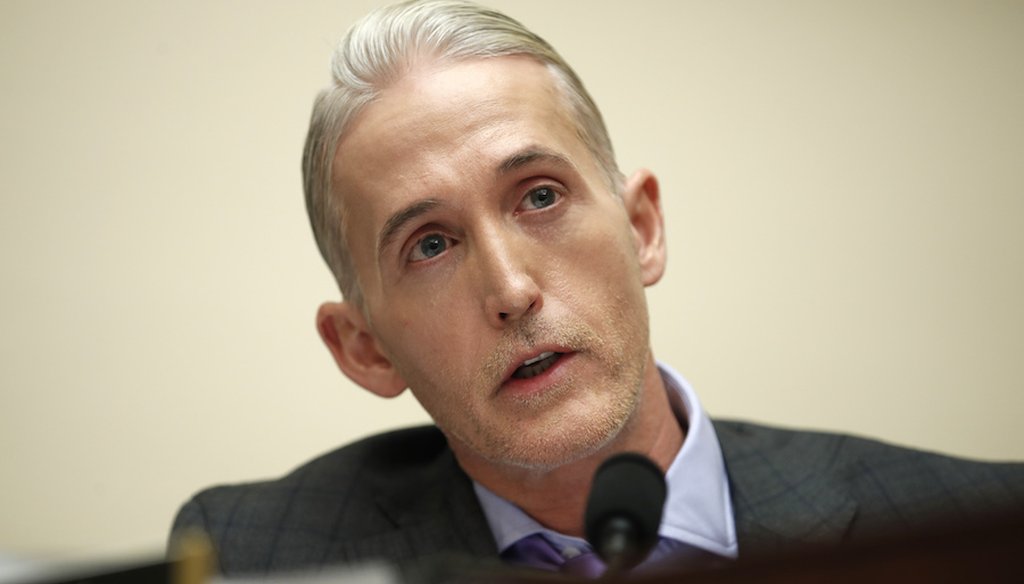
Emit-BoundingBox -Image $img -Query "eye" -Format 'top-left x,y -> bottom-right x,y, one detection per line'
519,186 -> 560,211
408,233 -> 451,262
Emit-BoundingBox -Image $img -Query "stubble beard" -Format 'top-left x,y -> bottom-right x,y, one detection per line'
427,313 -> 650,473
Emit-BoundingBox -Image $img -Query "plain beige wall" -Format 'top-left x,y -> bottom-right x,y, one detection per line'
1,0 -> 1022,561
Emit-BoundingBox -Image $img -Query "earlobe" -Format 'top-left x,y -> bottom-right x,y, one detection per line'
316,302 -> 408,398
622,169 -> 667,286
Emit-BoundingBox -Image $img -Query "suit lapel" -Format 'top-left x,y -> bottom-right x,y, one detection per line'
371,445 -> 497,561
316,429 -> 497,569
715,420 -> 858,556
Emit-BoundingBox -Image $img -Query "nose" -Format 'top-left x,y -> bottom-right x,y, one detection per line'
476,229 -> 542,328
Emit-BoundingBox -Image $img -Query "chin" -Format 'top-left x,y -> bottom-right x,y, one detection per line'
500,433 -> 618,473
474,393 -> 639,472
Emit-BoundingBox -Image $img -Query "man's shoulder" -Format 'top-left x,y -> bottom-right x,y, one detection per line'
181,424 -> 450,510
714,418 -> 1024,473
170,425 -> 490,575
713,419 -> 1024,545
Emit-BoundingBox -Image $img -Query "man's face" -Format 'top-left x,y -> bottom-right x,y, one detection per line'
331,57 -> 661,471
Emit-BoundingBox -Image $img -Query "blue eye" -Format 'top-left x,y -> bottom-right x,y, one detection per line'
410,233 -> 448,262
523,187 -> 558,210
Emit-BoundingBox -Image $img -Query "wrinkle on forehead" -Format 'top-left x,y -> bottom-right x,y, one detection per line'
341,62 -> 573,192
350,58 -> 570,150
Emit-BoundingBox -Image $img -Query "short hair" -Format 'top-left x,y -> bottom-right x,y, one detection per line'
302,0 -> 621,304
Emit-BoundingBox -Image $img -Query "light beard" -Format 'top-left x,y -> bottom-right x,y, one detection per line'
470,375 -> 644,472
448,315 -> 649,472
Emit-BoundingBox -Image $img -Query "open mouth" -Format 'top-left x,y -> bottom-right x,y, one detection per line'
510,351 -> 562,380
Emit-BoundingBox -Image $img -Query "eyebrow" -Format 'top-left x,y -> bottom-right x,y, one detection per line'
497,147 -> 576,176
376,198 -> 441,260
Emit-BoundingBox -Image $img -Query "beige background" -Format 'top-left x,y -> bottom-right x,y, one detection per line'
2,0 -> 1022,563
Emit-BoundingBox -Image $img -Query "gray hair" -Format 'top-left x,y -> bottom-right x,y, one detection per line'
302,0 -> 621,304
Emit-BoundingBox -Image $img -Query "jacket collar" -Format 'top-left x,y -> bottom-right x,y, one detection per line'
373,435 -> 497,560
321,427 -> 497,569
714,420 -> 858,556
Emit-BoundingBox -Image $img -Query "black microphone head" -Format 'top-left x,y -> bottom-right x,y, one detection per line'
584,452 -> 667,569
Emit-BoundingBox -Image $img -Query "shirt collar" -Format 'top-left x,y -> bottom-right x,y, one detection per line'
473,362 -> 737,558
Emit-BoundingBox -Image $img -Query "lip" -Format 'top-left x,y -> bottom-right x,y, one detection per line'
497,348 -> 576,397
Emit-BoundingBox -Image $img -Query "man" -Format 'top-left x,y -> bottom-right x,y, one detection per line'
171,0 -> 1024,578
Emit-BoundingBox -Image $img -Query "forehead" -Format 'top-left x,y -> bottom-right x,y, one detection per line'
331,56 -> 594,230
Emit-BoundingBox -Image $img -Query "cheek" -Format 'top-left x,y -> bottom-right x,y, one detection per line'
557,209 -> 640,280
570,221 -> 647,319
377,302 -> 482,377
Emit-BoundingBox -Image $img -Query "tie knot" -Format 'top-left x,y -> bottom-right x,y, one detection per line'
503,533 -> 606,578
561,549 -> 606,578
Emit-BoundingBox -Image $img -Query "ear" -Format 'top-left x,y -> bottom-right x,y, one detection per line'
622,169 -> 666,286
316,301 -> 408,398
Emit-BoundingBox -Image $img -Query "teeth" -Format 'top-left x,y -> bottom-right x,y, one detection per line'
511,351 -> 561,381
522,351 -> 555,367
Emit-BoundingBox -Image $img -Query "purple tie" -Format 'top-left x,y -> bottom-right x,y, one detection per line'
503,533 -> 606,578
561,550 -> 606,578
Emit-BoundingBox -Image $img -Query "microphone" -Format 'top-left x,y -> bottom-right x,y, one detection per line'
584,452 -> 667,575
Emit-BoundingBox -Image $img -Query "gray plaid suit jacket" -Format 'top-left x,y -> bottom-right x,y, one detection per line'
170,421 -> 1024,577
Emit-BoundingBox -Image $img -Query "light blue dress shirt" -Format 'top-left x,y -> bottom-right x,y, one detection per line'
473,362 -> 738,568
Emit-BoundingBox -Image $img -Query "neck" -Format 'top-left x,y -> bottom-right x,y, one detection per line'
456,357 -> 684,537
